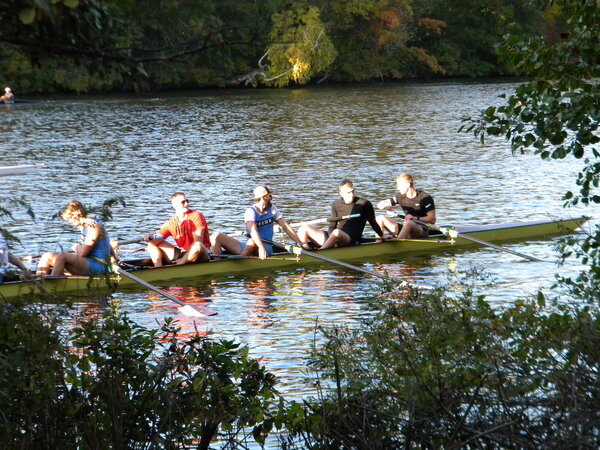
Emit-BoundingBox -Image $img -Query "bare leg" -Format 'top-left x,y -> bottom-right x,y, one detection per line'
37,252 -> 58,275
376,215 -> 400,237
178,241 -> 209,264
241,239 -> 259,256
210,232 -> 243,255
397,220 -> 425,239
297,225 -> 327,247
147,241 -> 178,267
51,252 -> 90,276
320,229 -> 351,249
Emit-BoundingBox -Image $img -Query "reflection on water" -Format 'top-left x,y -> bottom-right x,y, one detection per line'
2,81 -> 598,400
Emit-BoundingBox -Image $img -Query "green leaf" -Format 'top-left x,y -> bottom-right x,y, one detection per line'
484,106 -> 496,118
18,8 -> 36,25
63,0 -> 79,8
536,290 -> 545,307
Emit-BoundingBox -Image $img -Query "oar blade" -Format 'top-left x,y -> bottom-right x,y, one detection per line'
116,266 -> 217,317
179,304 -> 217,317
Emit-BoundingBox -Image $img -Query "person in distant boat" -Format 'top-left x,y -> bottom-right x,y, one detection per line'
0,87 -> 14,103
297,179 -> 384,249
0,233 -> 33,284
36,201 -> 113,276
143,192 -> 210,267
376,173 -> 436,239
210,185 -> 305,260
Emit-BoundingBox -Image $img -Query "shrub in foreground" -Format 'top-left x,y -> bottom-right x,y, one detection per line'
281,273 -> 600,448
0,302 -> 278,449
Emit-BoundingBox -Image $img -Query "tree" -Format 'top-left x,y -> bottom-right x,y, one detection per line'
0,0 -> 283,91
0,304 -> 280,448
460,0 -> 599,298
263,6 -> 336,87
411,0 -> 547,77
316,0 -> 443,81
462,0 -> 598,204
280,276 -> 600,448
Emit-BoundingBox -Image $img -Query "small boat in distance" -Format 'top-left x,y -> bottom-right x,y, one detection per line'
0,215 -> 590,301
0,164 -> 44,177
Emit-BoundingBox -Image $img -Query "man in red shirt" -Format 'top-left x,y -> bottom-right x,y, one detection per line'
144,192 -> 210,267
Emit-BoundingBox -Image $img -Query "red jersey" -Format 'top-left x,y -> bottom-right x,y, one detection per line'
159,210 -> 210,250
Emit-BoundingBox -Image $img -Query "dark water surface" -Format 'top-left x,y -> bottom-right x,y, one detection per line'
2,81 -> 597,397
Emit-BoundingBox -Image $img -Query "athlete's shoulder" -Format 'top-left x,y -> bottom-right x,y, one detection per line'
355,196 -> 373,206
186,209 -> 203,218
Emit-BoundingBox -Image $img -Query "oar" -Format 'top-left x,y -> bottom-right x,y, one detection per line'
113,266 -> 216,317
116,234 -> 165,246
263,239 -> 429,289
0,164 -> 44,177
210,254 -> 298,261
288,213 -> 361,229
387,212 -> 544,263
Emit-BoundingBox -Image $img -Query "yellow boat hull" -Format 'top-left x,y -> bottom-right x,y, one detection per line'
0,216 -> 590,300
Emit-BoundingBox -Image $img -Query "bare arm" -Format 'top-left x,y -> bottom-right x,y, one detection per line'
277,218 -> 304,247
377,198 -> 394,211
8,253 -> 29,273
193,228 -> 204,245
145,232 -> 166,244
407,210 -> 436,224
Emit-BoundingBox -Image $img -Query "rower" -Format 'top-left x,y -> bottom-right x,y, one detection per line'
297,179 -> 384,249
0,87 -> 14,103
0,233 -> 33,284
376,173 -> 436,239
210,185 -> 306,260
143,192 -> 210,267
36,201 -> 113,276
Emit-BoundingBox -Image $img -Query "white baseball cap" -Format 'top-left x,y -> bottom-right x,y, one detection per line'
253,185 -> 277,199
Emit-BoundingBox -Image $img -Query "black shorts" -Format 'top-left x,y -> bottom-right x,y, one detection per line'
399,223 -> 430,237
171,247 -> 186,263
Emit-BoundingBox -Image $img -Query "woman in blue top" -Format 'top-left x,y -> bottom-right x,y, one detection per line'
36,201 -> 112,276
210,185 -> 305,260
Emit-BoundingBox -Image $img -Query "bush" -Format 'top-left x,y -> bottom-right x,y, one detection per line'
0,302 -> 278,449
282,271 -> 600,448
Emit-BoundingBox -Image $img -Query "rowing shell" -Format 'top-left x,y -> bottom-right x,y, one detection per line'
0,216 -> 590,300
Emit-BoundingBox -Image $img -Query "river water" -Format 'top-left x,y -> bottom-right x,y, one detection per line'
1,81 -> 597,397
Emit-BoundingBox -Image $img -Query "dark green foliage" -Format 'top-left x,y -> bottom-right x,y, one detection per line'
461,0 -> 599,206
280,274 -> 600,448
411,0 -> 547,77
0,0 -> 556,92
0,303 -> 69,447
0,303 -> 279,448
461,0 -> 599,308
0,196 -> 36,247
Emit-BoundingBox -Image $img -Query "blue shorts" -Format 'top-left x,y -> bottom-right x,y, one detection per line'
86,258 -> 109,275
240,240 -> 273,256
0,273 -> 5,285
